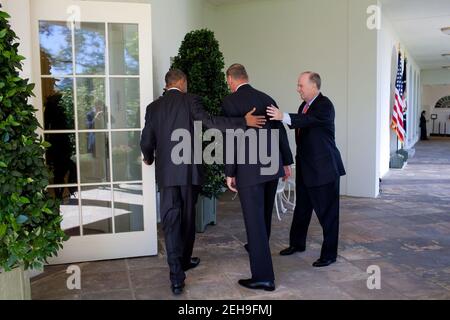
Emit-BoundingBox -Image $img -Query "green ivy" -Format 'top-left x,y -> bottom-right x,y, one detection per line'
0,9 -> 68,271
171,29 -> 229,199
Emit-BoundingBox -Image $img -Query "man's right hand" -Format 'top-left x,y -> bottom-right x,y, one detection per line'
267,105 -> 284,121
226,177 -> 238,193
245,107 -> 266,128
143,159 -> 153,166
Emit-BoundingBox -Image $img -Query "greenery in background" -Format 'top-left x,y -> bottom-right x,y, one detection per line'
0,9 -> 68,271
172,29 -> 229,199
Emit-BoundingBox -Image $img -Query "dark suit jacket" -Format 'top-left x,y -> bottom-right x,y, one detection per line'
222,84 -> 294,188
288,93 -> 346,188
419,115 -> 426,128
140,89 -> 246,188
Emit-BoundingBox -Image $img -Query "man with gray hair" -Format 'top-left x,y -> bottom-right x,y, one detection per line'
267,71 -> 345,268
223,63 -> 293,291
141,68 -> 266,295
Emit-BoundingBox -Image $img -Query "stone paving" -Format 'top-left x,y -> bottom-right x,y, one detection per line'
31,139 -> 450,300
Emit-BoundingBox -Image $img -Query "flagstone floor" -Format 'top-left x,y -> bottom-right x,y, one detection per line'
31,139 -> 450,300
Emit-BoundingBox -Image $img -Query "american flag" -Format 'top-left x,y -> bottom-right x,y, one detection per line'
391,52 -> 406,143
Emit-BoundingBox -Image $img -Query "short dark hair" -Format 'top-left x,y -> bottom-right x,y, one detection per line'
226,63 -> 249,80
302,71 -> 322,90
165,69 -> 186,87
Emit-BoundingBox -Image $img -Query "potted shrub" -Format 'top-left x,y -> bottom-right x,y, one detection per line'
0,8 -> 67,299
171,29 -> 229,232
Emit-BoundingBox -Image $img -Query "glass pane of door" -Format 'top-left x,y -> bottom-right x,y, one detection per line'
76,78 -> 107,130
40,21 -> 143,237
75,23 -> 106,75
33,0 -> 155,264
42,78 -> 74,130
81,185 -> 113,235
108,23 -> 139,75
114,183 -> 144,233
108,23 -> 144,230
39,21 -> 72,75
110,78 -> 140,129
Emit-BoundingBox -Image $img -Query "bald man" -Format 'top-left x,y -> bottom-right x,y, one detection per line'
267,72 -> 345,267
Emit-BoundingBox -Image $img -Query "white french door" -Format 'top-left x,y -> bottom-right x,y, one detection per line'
30,0 -> 157,263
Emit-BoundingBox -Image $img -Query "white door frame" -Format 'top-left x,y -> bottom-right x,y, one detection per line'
30,0 -> 157,263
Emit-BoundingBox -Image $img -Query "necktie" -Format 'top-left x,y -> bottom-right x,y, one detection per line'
296,103 -> 310,141
302,103 -> 310,114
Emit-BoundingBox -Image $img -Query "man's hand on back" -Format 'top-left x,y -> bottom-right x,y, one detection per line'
245,107 -> 266,128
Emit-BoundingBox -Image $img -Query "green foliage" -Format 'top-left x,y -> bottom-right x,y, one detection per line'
0,9 -> 68,271
171,29 -> 229,199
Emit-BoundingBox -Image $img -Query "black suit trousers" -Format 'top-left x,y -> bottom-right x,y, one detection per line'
159,185 -> 200,284
238,179 -> 278,282
290,167 -> 340,260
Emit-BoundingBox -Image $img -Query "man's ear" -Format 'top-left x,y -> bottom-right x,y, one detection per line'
182,79 -> 188,93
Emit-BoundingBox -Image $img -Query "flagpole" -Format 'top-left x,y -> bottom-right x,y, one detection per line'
397,135 -> 399,152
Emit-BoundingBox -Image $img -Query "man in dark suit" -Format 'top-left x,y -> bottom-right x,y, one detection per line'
267,71 -> 346,268
420,111 -> 428,140
223,64 -> 293,291
140,69 -> 266,295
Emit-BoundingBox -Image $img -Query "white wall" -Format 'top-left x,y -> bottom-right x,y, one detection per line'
148,0 -> 208,98
377,5 -> 421,178
206,0 -> 383,197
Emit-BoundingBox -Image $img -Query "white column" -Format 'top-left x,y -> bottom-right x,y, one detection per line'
346,0 -> 380,197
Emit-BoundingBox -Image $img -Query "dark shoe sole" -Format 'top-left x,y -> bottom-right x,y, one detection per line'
238,280 -> 275,292
312,259 -> 336,267
262,286 -> 275,292
280,247 -> 306,256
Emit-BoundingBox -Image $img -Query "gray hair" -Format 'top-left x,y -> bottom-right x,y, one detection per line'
302,71 -> 321,90
226,63 -> 249,80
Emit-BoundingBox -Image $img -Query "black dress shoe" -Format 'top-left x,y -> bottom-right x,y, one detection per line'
279,246 -> 306,256
238,279 -> 275,291
244,243 -> 249,253
171,282 -> 185,295
183,257 -> 200,271
312,258 -> 336,268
